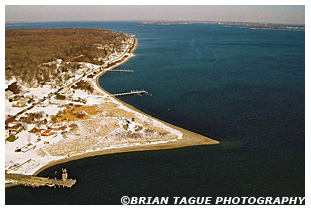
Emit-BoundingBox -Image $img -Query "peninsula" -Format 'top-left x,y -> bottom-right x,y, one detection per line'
5,28 -> 218,185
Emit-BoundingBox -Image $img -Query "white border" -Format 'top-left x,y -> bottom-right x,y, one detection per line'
1,1 -> 309,209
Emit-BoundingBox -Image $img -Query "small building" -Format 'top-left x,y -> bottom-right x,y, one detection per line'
45,79 -> 52,85
5,116 -> 16,124
12,99 -> 27,107
8,94 -> 24,102
71,97 -> 87,104
24,92 -> 34,99
6,123 -> 24,135
60,87 -> 74,98
41,130 -> 55,136
35,128 -> 55,136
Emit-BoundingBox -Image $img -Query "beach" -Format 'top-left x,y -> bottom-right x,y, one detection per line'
6,36 -> 218,184
33,37 -> 219,175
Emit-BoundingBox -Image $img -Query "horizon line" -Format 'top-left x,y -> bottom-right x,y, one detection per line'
5,20 -> 306,26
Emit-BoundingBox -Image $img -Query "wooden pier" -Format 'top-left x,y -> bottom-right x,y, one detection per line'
113,89 -> 152,97
107,69 -> 134,72
5,169 -> 76,188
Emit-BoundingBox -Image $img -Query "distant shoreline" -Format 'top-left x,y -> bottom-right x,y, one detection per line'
7,37 -> 218,183
141,21 -> 305,31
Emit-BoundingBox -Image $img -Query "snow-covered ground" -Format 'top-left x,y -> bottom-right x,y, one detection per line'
5,100 -> 24,116
29,86 -> 57,100
5,37 -> 183,176
5,84 -> 182,175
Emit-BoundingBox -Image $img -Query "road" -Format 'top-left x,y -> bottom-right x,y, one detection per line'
12,40 -> 134,119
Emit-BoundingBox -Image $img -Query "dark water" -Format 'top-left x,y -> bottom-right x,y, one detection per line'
6,21 -> 305,204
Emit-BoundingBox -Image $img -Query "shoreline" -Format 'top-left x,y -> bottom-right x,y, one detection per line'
7,37 -> 219,182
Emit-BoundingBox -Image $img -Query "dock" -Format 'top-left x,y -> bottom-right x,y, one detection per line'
113,89 -> 152,97
107,69 -> 134,72
5,168 -> 76,188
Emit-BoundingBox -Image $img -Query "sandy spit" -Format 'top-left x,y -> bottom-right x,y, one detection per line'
32,38 -> 219,176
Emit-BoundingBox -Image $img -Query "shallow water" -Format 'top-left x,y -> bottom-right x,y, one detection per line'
6,21 -> 305,204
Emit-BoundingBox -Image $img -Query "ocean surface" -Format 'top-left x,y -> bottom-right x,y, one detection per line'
5,21 -> 305,204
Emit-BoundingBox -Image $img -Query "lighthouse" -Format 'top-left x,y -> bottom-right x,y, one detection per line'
62,168 -> 68,181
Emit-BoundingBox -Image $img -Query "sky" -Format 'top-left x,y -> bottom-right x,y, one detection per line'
5,5 -> 305,24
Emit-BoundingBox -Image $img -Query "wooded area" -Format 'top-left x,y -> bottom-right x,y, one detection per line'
5,28 -> 130,86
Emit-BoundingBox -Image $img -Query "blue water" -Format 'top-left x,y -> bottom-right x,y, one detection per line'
6,21 -> 305,204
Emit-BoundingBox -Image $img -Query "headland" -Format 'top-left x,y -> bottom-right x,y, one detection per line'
34,37 -> 219,176
5,28 -> 218,187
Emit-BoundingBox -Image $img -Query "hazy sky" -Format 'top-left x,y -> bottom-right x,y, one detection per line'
5,5 -> 305,24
